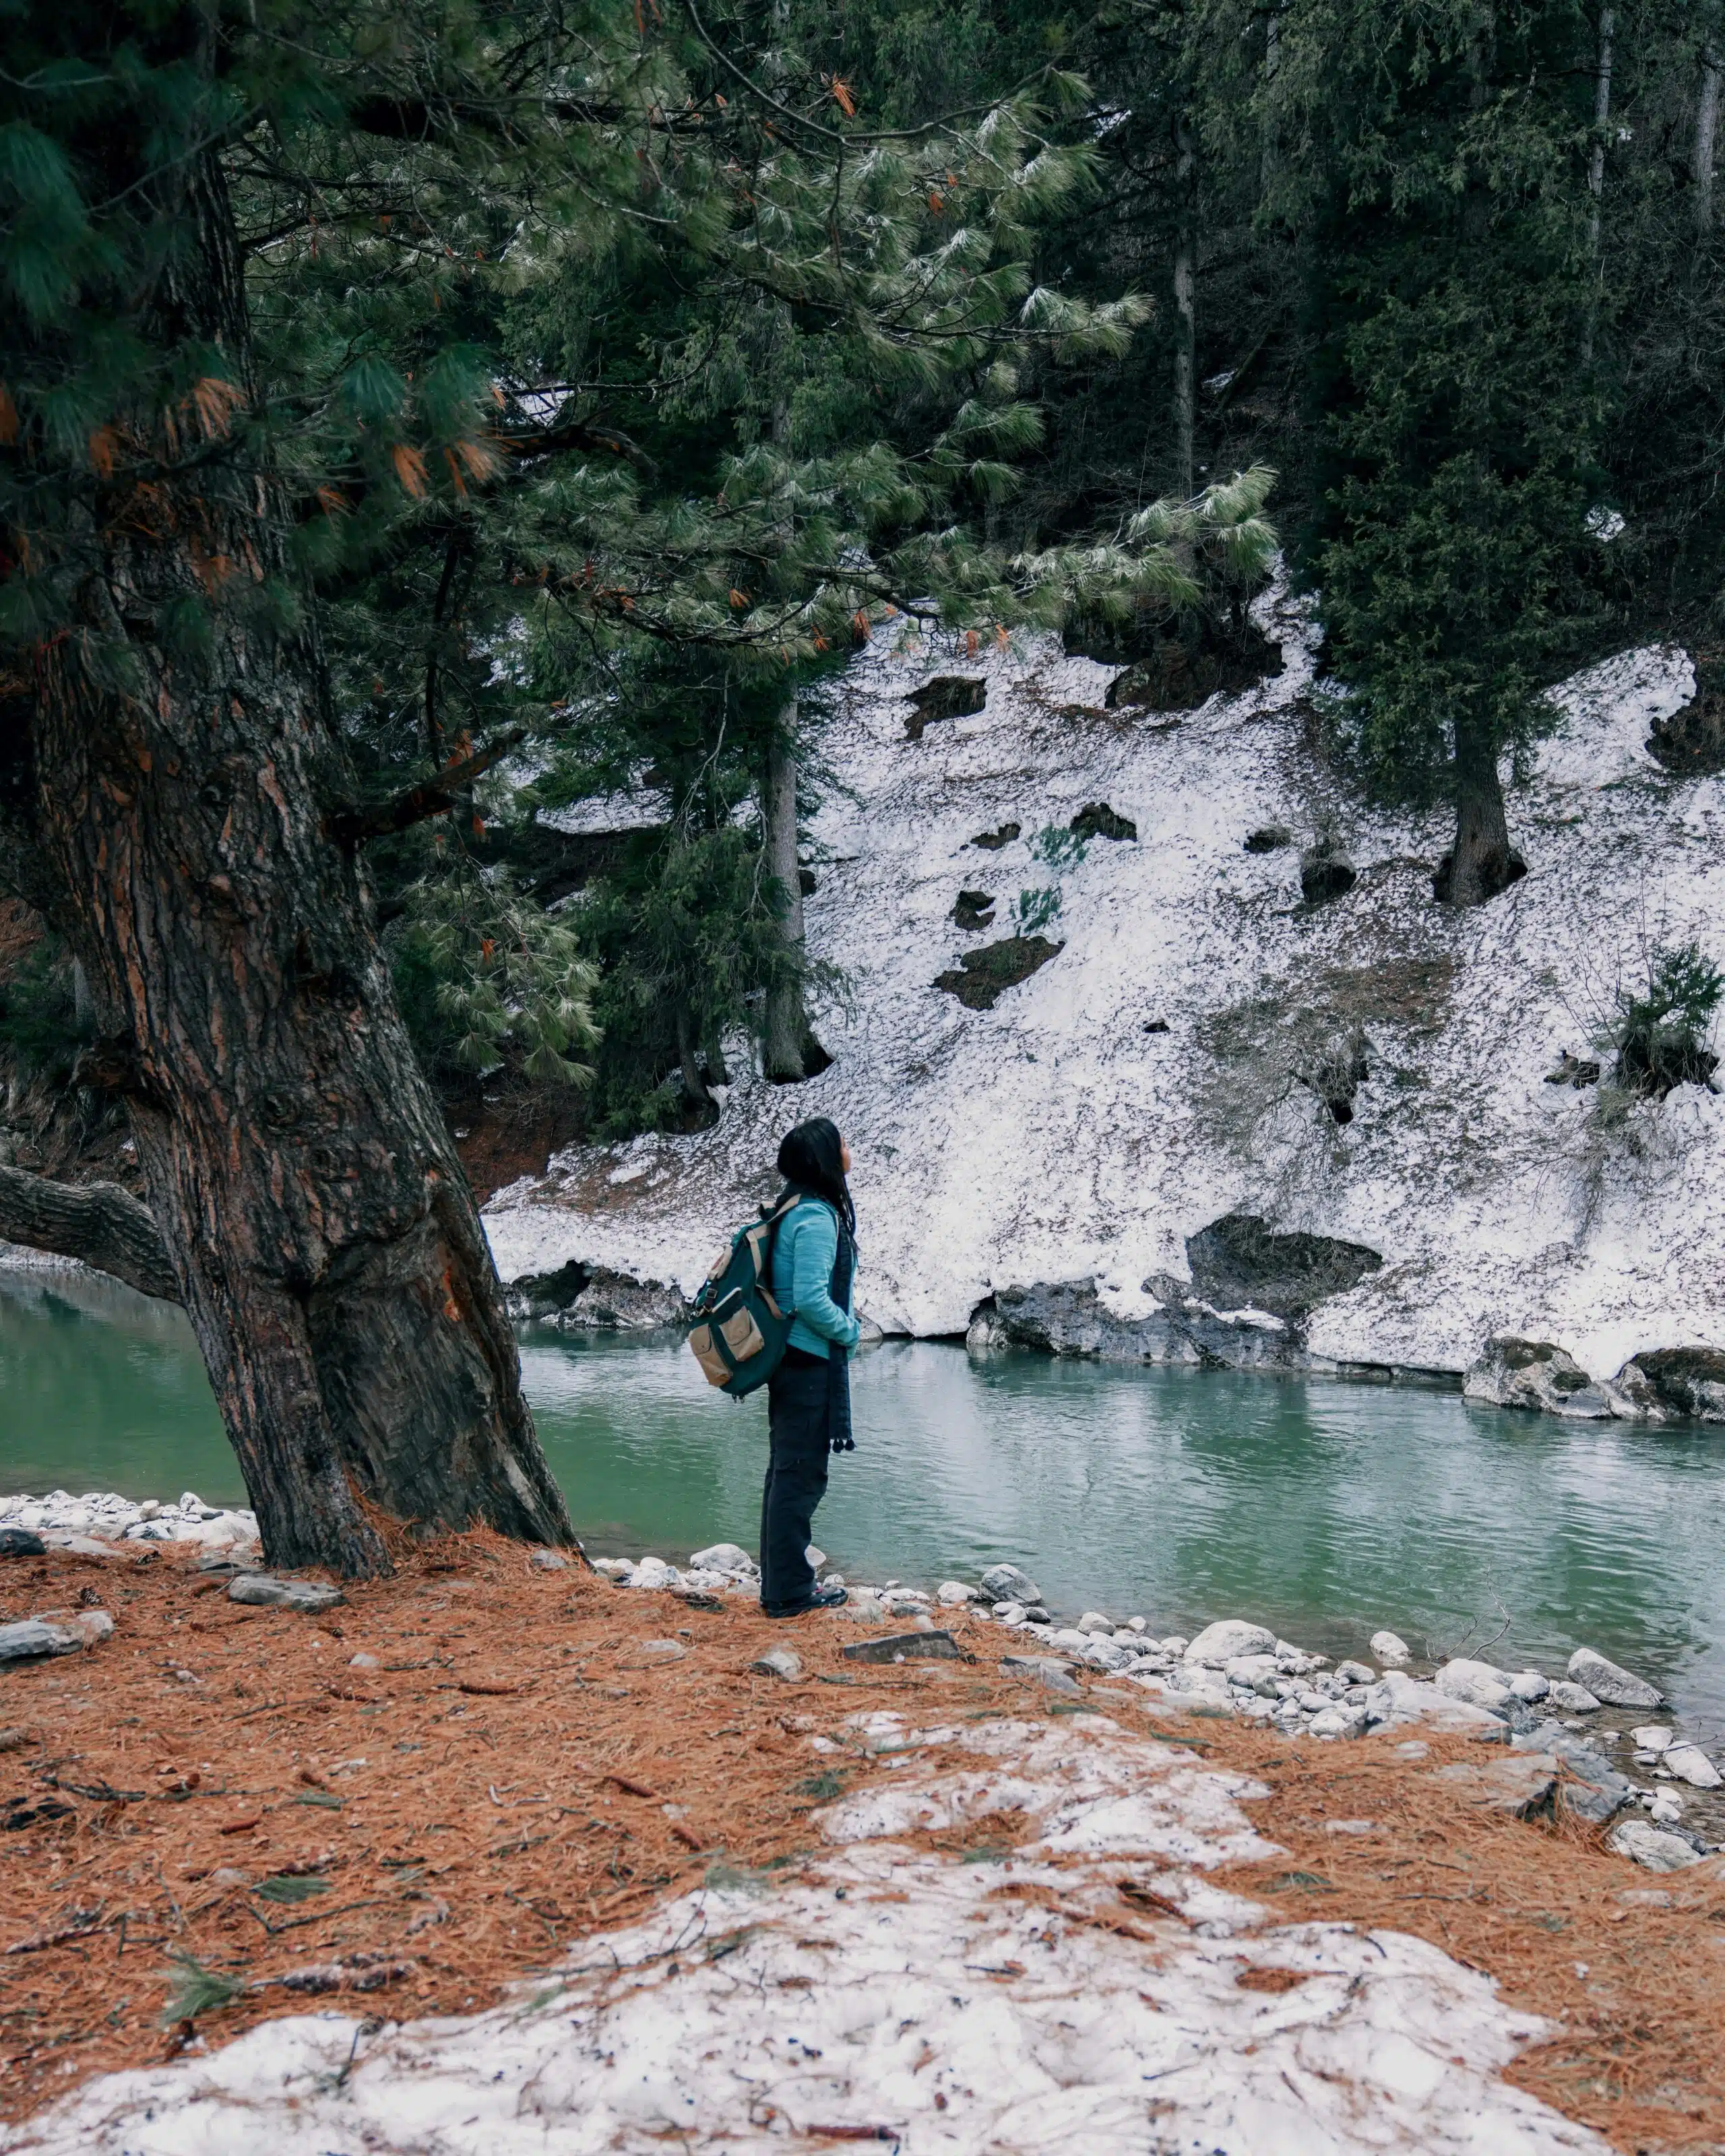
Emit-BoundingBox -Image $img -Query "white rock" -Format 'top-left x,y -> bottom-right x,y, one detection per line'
1223,1654 -> 1281,1688
1630,1725 -> 1673,1752
228,1576 -> 342,1615
751,1647 -> 803,1680
1567,1647 -> 1663,1708
1050,1628 -> 1092,1652
1334,1659 -> 1376,1686
689,1543 -> 756,1576
1077,1612 -> 1116,1635
1648,1789 -> 1685,1826
1509,1671 -> 1550,1703
590,1558 -> 635,1582
1369,1630 -> 1412,1666
630,1556 -> 681,1590
624,1639 -> 687,1665
1662,1743 -> 1722,1789
1185,1620 -> 1276,1668
1309,1706 -> 1369,1740
805,1546 -> 826,1570
349,1653 -> 381,1670
1608,1818 -> 1703,1872
993,1602 -> 1027,1624
1159,1635 -> 1189,1657
39,1533 -> 122,1559
1464,1337 -> 1617,1418
0,1608 -> 113,1663
1434,1659 -> 1515,1713
1548,1680 -> 1600,1711
936,1581 -> 975,1606
979,1563 -> 1042,1605
1361,1670 -> 1507,1740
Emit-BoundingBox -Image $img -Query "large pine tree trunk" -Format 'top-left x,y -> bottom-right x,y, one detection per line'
19,144 -> 571,1577
1433,729 -> 1526,907
762,704 -> 827,1083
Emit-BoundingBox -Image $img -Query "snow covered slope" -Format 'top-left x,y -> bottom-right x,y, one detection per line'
484,589 -> 1725,1387
7,1710 -> 1603,2156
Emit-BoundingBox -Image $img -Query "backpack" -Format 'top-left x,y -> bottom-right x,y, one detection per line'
687,1193 -> 801,1397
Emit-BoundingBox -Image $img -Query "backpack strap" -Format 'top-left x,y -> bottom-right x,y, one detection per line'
752,1192 -> 802,1319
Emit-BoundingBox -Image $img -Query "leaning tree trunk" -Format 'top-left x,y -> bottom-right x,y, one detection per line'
20,146 -> 571,1577
762,704 -> 827,1083
1433,726 -> 1526,907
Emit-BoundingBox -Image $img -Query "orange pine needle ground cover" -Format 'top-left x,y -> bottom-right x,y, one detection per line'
1,1532 -> 1722,2151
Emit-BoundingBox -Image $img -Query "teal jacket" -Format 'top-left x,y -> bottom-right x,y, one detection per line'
770,1197 -> 860,1360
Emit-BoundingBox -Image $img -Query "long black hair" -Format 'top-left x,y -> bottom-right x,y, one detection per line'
777,1116 -> 856,1238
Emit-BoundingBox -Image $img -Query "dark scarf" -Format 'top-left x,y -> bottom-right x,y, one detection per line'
826,1219 -> 855,1455
778,1184 -> 856,1455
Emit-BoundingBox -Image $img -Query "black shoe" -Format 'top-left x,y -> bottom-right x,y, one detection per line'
761,1584 -> 848,1618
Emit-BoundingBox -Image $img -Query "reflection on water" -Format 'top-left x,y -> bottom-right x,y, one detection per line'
5,1266 -> 1724,1739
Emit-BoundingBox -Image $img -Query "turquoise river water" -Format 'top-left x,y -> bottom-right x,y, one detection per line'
3,1262 -> 1722,1739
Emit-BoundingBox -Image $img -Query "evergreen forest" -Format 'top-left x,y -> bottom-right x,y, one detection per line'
1,0 -> 1722,1566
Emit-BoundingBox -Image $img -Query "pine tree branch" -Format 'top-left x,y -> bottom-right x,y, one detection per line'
499,418 -> 655,472
0,1164 -> 179,1304
330,728 -> 528,847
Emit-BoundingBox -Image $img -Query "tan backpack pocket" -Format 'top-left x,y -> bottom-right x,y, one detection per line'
719,1304 -> 765,1363
688,1322 -> 731,1387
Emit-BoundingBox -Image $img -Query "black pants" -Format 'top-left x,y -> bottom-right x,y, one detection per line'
760,1351 -> 834,1609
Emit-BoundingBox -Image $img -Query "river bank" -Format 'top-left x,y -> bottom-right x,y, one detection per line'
4,1529 -> 1725,2151
5,1484 -> 1724,1853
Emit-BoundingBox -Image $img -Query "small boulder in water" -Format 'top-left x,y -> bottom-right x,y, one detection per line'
1664,1743 -> 1722,1789
980,1562 -> 1041,1606
1370,1630 -> 1412,1666
1568,1646 -> 1664,1708
1434,1659 -> 1515,1713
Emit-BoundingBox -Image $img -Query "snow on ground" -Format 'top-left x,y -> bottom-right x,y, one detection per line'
5,1713 -> 1602,2156
483,590 -> 1723,1382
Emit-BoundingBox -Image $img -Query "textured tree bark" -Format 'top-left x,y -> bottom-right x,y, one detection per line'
1583,7 -> 1616,362
1259,11 -> 1280,204
675,1004 -> 715,1116
1433,732 -> 1526,907
20,145 -> 571,1577
761,705 -> 827,1083
1172,115 -> 1197,502
1697,30 -> 1722,236
0,1165 -> 177,1304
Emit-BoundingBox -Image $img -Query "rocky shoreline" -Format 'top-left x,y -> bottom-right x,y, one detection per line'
11,1481 -> 1710,1875
499,1255 -> 1725,1424
590,1542 -> 1725,1870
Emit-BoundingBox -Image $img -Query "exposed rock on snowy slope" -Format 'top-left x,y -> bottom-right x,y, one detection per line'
484,590 -> 1725,1392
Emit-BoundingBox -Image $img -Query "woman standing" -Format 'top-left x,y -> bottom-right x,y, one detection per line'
761,1117 -> 858,1617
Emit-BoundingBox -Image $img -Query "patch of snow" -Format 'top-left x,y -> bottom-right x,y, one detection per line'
9,1713 -> 1603,2155
483,590 -> 1721,1383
